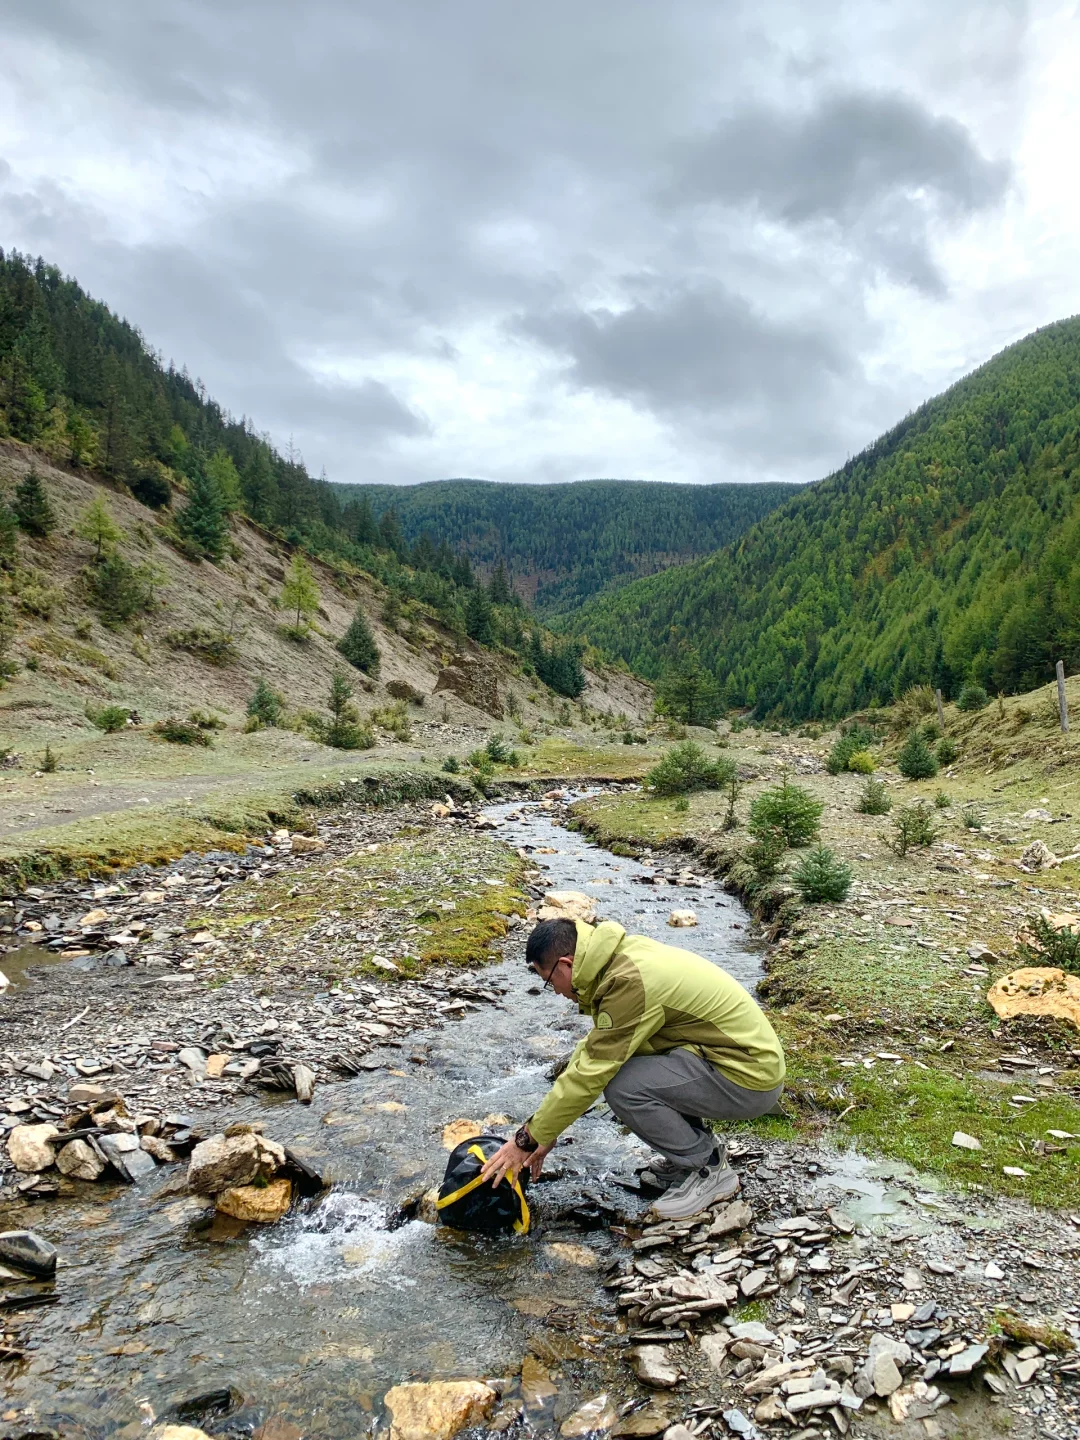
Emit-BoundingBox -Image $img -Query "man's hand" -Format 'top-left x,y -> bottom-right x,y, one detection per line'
480,1137 -> 557,1187
480,1138 -> 531,1189
521,1140 -> 555,1181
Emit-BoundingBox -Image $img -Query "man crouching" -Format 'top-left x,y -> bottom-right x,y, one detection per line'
482,917 -> 785,1219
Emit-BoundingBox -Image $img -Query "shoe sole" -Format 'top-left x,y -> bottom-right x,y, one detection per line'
649,1170 -> 741,1220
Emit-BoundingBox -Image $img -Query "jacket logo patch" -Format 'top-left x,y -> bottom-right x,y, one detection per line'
596,1012 -> 613,1029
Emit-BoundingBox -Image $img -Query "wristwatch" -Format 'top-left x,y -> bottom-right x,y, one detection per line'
515,1122 -> 539,1153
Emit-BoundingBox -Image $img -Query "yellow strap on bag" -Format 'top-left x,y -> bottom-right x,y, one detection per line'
435,1143 -> 531,1234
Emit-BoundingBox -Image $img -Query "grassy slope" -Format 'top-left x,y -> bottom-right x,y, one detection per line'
570,678 -> 1080,1207
0,449 -> 655,880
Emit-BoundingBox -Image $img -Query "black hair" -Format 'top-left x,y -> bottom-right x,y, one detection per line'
525,918 -> 577,973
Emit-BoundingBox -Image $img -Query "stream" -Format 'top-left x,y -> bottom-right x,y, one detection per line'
1,794 -> 766,1438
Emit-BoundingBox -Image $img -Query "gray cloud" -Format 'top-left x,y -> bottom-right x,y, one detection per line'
520,285 -> 849,416
669,91 -> 1008,223
664,90 -> 1010,293
0,1 -> 1035,485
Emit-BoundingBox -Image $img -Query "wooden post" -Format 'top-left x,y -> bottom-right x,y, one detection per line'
935,688 -> 945,729
1056,660 -> 1069,733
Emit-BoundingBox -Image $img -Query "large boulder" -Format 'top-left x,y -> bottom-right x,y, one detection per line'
7,1124 -> 59,1173
187,1131 -> 286,1195
537,891 -> 596,924
987,967 -> 1080,1031
0,1229 -> 57,1276
383,1380 -> 496,1440
215,1178 -> 292,1223
386,679 -> 425,704
433,657 -> 503,719
56,1138 -> 106,1181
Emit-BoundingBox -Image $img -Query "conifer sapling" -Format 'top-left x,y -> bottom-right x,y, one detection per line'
792,845 -> 853,903
337,603 -> 380,675
897,729 -> 939,780
75,495 -> 123,560
13,468 -> 56,538
280,553 -> 320,636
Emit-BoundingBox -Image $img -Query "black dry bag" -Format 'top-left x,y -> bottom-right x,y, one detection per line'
435,1133 -> 531,1235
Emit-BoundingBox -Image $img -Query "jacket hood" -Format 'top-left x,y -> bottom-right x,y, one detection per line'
571,920 -> 626,1004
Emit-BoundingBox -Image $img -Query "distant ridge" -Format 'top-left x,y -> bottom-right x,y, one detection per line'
335,477 -> 799,614
564,317 -> 1080,720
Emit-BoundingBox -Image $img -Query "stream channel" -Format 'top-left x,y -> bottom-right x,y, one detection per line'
5,793 -> 766,1438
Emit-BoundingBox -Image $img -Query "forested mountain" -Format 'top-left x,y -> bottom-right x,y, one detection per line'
336,479 -> 798,614
566,318 -> 1080,721
0,249 -> 591,686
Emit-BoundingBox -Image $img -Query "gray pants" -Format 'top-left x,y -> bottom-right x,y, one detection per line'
604,1050 -> 784,1169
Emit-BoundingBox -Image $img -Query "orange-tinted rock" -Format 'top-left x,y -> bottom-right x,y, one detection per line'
215,1177 -> 292,1223
987,966 -> 1080,1031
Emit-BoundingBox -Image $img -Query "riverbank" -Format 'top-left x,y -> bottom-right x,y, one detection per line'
568,687 -> 1080,1212
2,781 -> 1078,1440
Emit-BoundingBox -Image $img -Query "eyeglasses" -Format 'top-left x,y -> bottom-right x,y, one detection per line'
532,959 -> 559,990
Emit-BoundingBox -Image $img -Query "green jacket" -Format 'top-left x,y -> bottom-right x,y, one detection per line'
528,920 -> 785,1146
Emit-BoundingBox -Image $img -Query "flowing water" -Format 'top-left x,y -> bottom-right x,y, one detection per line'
1,795 -> 765,1437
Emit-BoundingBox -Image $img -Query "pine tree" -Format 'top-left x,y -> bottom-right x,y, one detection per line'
351,495 -> 377,546
85,553 -> 152,627
465,585 -> 495,645
280,553 -> 320,634
488,559 -> 513,605
319,668 -> 372,749
241,449 -> 275,523
411,532 -> 438,571
897,729 -> 939,780
247,677 -> 284,727
377,506 -> 406,557
206,447 -> 243,512
13,467 -> 56,537
657,653 -> 722,726
75,495 -> 123,560
176,460 -> 228,561
337,603 -> 381,675
67,410 -> 99,468
792,845 -> 853,903
381,589 -> 402,630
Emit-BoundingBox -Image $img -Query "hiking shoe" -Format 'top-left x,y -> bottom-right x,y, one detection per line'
638,1157 -> 690,1193
639,1141 -> 728,1193
650,1152 -> 740,1220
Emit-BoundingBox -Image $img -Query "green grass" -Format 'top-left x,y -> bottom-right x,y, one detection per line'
763,935 -> 986,1028
569,793 -> 703,848
521,737 -> 656,781
0,762 -> 477,887
776,1014 -> 1080,1208
198,828 -> 526,981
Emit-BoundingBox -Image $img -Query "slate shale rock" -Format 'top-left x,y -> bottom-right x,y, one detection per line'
0,1228 -> 57,1276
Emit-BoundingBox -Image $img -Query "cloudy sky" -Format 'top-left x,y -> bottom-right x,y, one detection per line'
2,1 -> 1078,487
